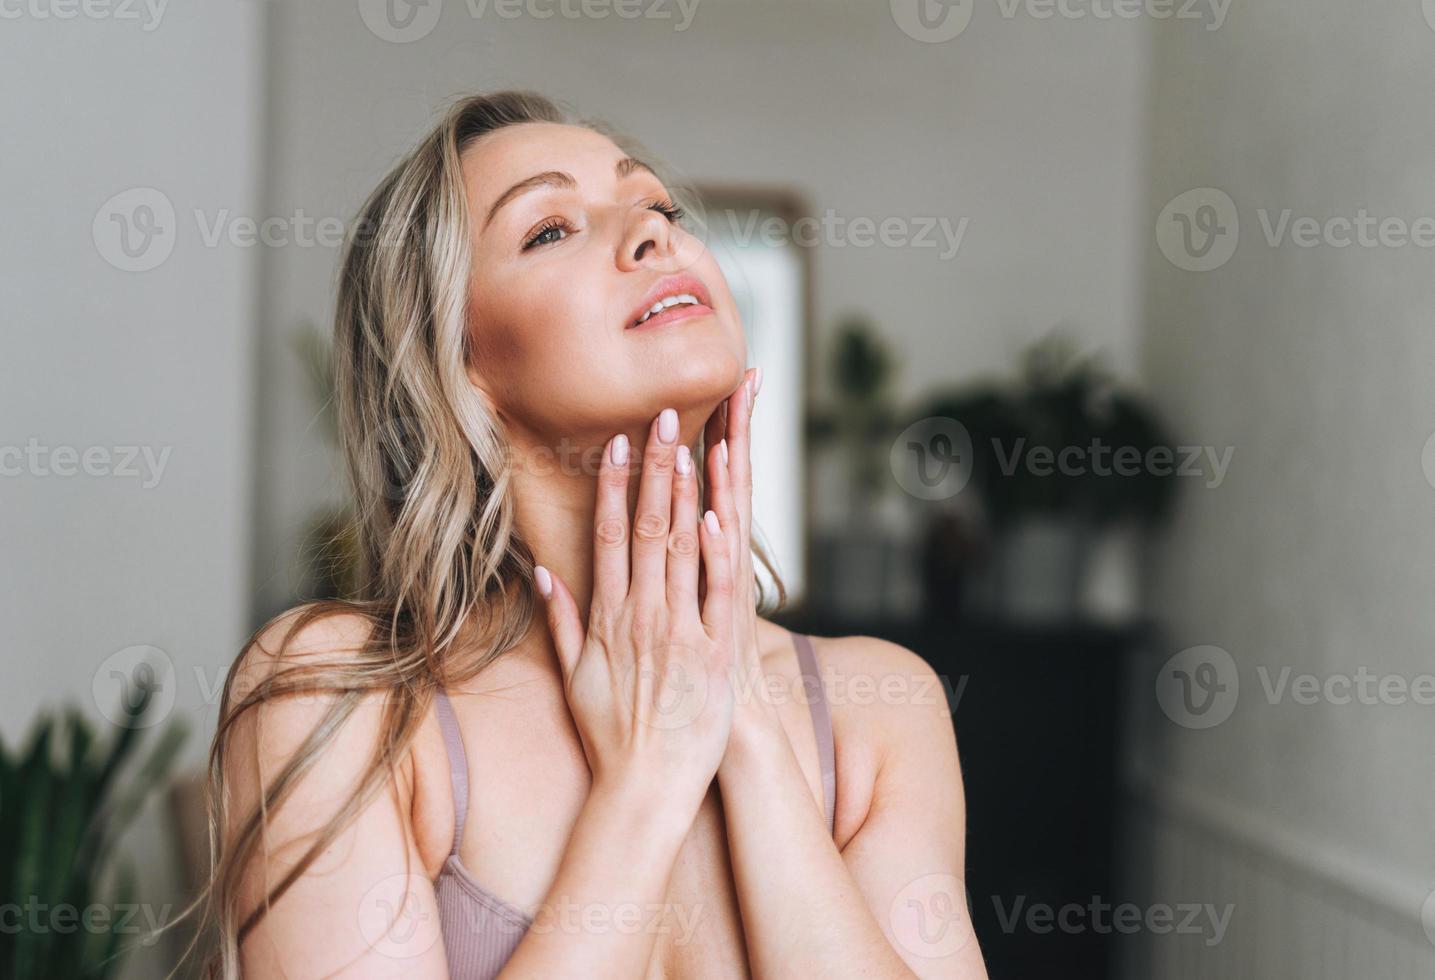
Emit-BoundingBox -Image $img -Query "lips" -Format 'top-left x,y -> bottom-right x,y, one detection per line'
625,273 -> 714,331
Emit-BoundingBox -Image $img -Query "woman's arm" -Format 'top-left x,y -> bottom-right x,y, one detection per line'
702,372 -> 986,979
716,639 -> 987,979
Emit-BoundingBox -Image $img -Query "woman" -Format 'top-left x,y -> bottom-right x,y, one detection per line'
203,91 -> 986,979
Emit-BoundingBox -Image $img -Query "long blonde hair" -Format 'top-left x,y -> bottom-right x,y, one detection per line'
188,91 -> 785,977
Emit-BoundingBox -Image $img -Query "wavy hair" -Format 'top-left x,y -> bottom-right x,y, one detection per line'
178,91 -> 786,978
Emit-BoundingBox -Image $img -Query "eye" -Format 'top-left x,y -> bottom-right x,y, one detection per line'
522,217 -> 575,251
645,197 -> 686,224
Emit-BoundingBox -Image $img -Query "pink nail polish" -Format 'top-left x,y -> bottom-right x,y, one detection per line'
658,408 -> 678,444
676,445 -> 692,475
611,434 -> 629,466
719,438 -> 728,466
753,366 -> 764,398
534,565 -> 552,597
704,510 -> 720,535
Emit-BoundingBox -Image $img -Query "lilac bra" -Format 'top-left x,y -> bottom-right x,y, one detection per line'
431,631 -> 837,979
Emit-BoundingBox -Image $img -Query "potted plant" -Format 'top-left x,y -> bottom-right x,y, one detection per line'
913,333 -> 1177,623
0,669 -> 188,978
806,314 -> 910,616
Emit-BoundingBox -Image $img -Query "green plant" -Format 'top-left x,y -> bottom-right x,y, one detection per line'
0,671 -> 188,979
807,313 -> 901,507
916,332 -> 1177,528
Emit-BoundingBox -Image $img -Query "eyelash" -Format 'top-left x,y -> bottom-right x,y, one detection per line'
521,197 -> 686,251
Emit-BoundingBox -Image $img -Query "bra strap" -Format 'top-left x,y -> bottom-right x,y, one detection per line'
433,688 -> 470,857
792,632 -> 836,833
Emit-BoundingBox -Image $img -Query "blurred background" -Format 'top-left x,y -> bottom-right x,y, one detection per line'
4,1 -> 1435,977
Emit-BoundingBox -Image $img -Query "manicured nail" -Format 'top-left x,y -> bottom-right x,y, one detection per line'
704,510 -> 721,535
610,434 -> 629,466
534,565 -> 553,598
719,438 -> 728,466
753,366 -> 764,399
676,444 -> 692,475
658,408 -> 678,444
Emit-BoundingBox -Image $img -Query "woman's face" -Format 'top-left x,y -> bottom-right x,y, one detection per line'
461,122 -> 746,450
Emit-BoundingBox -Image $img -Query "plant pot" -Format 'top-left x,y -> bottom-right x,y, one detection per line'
993,517 -> 1093,624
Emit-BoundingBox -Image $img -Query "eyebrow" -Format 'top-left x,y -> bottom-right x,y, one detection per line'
483,156 -> 658,229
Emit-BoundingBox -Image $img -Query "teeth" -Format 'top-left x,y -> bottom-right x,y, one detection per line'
636,293 -> 700,324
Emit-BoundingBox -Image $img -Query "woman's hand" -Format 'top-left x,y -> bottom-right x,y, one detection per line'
535,407 -> 737,814
701,367 -> 785,746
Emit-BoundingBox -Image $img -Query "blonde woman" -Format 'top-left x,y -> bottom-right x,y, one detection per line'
203,91 -> 986,979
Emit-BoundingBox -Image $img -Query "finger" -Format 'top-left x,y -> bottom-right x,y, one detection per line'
705,433 -> 743,576
703,395 -> 727,456
666,444 -> 701,614
698,509 -> 733,640
592,434 -> 631,614
534,565 -> 584,683
630,408 -> 679,604
723,368 -> 757,552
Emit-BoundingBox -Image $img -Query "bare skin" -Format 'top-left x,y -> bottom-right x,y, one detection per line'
227,121 -> 986,978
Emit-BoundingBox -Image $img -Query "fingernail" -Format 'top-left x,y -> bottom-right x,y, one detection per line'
658,408 -> 678,444
676,444 -> 692,475
704,510 -> 721,535
719,438 -> 728,465
534,565 -> 553,598
611,434 -> 629,466
753,366 -> 764,399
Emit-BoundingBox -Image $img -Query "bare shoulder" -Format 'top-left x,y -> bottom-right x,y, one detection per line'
808,633 -> 955,731
221,605 -> 437,907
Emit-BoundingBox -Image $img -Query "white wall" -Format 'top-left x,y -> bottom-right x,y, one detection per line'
0,4 -> 264,976
251,0 -> 1153,616
1132,0 -> 1435,962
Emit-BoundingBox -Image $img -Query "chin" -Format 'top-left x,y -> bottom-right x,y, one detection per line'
656,337 -> 746,408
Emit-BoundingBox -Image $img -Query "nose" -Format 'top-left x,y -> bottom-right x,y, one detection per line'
616,205 -> 679,271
